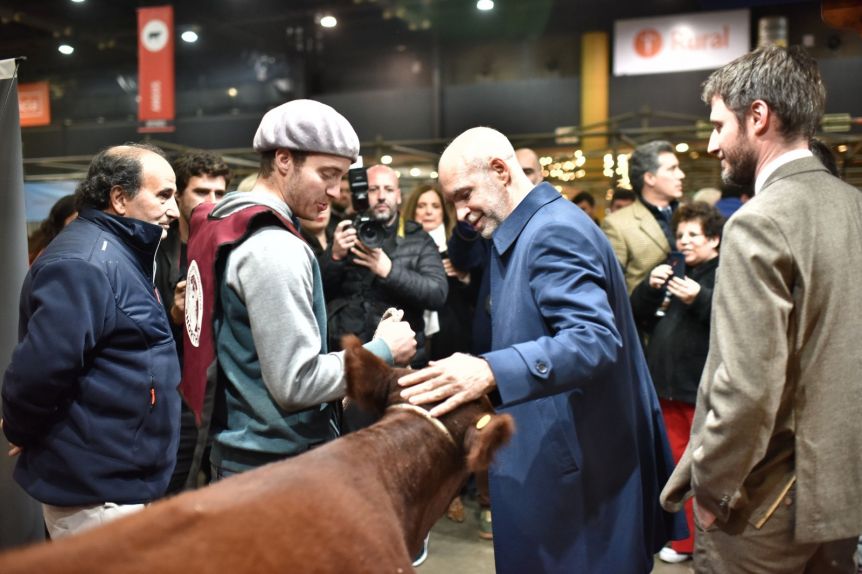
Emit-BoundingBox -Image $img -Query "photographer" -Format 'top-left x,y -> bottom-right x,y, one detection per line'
321,165 -> 448,368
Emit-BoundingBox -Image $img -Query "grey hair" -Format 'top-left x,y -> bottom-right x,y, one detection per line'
628,140 -> 674,195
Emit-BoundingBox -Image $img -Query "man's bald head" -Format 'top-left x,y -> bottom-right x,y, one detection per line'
515,148 -> 543,185
439,127 -> 519,182
437,127 -> 534,238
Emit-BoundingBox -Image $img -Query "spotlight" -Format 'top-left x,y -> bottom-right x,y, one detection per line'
58,44 -> 75,55
181,30 -> 198,43
477,0 -> 494,11
320,15 -> 337,28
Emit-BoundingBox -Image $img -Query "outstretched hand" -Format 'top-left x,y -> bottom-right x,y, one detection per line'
398,353 -> 496,417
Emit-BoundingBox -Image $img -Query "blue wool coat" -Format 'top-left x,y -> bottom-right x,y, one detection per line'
482,183 -> 685,574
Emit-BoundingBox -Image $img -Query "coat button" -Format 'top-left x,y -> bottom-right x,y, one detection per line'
536,361 -> 548,374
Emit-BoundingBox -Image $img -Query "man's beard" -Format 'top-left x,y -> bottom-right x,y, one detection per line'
372,205 -> 397,227
721,134 -> 757,188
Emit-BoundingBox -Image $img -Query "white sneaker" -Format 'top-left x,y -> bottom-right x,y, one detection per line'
412,534 -> 429,567
659,547 -> 691,564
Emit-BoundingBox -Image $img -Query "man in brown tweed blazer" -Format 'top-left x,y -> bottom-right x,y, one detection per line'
602,140 -> 686,294
661,46 -> 862,573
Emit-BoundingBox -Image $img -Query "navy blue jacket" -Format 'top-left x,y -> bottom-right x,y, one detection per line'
2,208 -> 181,506
482,184 -> 686,573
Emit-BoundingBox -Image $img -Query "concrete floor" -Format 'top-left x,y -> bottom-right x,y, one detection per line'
419,496 -> 693,574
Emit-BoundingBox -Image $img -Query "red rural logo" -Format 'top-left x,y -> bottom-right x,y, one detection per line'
634,29 -> 663,58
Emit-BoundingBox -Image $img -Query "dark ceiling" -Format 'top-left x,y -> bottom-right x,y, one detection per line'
2,0 -> 809,83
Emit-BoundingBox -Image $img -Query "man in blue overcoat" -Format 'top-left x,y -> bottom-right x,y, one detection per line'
400,127 -> 685,573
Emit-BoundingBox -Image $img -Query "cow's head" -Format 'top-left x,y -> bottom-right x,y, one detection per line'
342,335 -> 513,471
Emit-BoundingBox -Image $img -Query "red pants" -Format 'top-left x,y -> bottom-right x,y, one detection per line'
660,398 -> 696,554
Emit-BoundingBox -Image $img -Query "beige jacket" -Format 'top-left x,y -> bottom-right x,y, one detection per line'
601,199 -> 670,294
661,157 -> 862,543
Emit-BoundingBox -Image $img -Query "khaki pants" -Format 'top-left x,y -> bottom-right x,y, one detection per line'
694,489 -> 857,574
43,502 -> 145,540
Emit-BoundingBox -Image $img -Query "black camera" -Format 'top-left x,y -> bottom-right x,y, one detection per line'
347,163 -> 389,249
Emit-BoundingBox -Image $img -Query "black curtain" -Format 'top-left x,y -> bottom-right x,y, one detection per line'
0,57 -> 45,550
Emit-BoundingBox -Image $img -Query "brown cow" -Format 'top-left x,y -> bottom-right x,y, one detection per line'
0,336 -> 514,573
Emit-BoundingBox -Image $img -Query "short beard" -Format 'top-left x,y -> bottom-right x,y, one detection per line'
721,132 -> 757,188
372,208 -> 393,225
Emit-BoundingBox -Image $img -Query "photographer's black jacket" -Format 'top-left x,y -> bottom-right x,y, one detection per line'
319,219 -> 447,366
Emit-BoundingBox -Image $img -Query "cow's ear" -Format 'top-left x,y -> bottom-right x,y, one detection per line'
343,335 -> 394,416
464,413 -> 515,472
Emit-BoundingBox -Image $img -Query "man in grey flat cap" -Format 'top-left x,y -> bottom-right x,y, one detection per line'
182,99 -> 417,478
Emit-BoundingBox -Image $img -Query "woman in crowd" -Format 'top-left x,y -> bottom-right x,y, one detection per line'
28,194 -> 77,264
630,201 -> 725,564
402,184 -> 473,360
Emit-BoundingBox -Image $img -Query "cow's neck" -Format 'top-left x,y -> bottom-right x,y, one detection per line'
350,409 -> 467,548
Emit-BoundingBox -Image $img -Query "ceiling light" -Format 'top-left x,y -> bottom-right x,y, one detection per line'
227,87 -> 238,97
477,0 -> 494,11
58,44 -> 74,55
409,167 -> 422,177
675,142 -> 690,153
70,0 -> 85,3
381,155 -> 393,165
320,15 -> 337,28
181,30 -> 198,43
430,171 -> 438,179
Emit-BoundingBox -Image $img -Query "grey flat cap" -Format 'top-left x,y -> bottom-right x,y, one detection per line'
252,99 -> 360,160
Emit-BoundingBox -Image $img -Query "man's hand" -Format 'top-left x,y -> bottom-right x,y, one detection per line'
398,354 -> 496,417
694,497 -> 716,529
351,242 -> 393,278
331,220 -> 357,262
443,258 -> 470,285
648,264 -> 673,290
170,280 -> 187,325
0,419 -> 21,457
373,309 -> 416,366
666,276 -> 701,305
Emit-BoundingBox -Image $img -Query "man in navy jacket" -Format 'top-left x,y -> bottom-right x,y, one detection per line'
400,127 -> 685,573
1,143 -> 181,539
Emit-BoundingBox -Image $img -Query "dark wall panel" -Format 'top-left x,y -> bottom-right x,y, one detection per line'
320,88 -> 435,141
443,78 -> 580,138
611,70 -> 711,121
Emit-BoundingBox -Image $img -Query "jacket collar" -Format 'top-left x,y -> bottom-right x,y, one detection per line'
492,182 -> 561,256
760,156 -> 828,195
79,207 -> 164,271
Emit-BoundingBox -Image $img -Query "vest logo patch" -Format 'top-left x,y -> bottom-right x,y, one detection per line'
185,259 -> 204,348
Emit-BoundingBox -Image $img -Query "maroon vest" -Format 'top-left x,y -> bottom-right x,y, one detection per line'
181,202 -> 301,423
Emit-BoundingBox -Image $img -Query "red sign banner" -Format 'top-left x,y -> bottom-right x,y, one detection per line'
18,81 -> 51,127
137,5 -> 175,132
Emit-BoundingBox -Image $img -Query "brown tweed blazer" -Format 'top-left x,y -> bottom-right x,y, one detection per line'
601,199 -> 670,294
661,156 -> 862,543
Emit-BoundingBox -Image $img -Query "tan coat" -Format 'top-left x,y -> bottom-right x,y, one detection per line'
661,157 -> 862,543
601,199 -> 670,294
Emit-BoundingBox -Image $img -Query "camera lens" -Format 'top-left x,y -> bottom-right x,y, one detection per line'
358,219 -> 385,249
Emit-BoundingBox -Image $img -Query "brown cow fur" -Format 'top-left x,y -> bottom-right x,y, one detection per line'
0,336 -> 514,573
